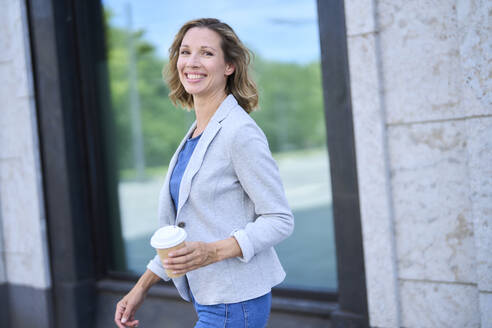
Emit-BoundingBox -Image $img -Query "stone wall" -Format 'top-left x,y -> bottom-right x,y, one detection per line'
346,0 -> 492,327
0,0 -> 52,326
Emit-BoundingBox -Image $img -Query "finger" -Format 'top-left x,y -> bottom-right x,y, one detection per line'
121,313 -> 138,328
121,303 -> 135,325
115,302 -> 126,328
168,245 -> 194,257
115,317 -> 126,328
115,301 -> 125,321
168,251 -> 205,268
168,255 -> 202,271
175,259 -> 202,272
129,314 -> 139,324
167,263 -> 192,272
174,264 -> 198,275
115,318 -> 126,328
166,253 -> 193,265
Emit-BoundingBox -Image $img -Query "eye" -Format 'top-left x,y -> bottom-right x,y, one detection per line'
204,51 -> 213,56
179,50 -> 190,55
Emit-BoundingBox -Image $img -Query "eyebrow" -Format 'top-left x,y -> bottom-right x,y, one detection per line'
180,45 -> 217,51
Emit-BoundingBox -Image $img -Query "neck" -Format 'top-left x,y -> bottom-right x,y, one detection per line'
192,90 -> 228,133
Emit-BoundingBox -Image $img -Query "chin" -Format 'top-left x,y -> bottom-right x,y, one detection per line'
184,89 -> 200,96
185,87 -> 209,97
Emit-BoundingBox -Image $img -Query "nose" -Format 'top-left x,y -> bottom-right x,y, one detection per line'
187,52 -> 201,68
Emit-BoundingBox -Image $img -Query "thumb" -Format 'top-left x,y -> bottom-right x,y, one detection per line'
121,303 -> 134,323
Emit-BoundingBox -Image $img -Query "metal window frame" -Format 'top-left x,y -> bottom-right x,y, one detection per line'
26,0 -> 368,326
317,0 -> 368,325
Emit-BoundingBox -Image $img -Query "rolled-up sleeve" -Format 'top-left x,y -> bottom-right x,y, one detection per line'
229,122 -> 295,263
147,254 -> 171,281
230,228 -> 255,263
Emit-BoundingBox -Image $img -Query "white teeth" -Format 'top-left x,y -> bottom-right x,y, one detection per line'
187,74 -> 206,79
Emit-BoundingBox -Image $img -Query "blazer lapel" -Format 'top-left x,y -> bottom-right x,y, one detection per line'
176,121 -> 221,218
158,121 -> 197,224
176,94 -> 237,218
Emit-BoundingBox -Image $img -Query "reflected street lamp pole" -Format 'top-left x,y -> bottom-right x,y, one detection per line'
126,2 -> 146,180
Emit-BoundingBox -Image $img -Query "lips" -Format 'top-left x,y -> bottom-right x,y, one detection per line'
185,73 -> 207,81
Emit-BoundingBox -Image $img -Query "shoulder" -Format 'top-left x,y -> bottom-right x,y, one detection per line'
219,104 -> 271,163
222,103 -> 267,146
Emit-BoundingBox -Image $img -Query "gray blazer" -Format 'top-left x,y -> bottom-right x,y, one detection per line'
147,94 -> 294,305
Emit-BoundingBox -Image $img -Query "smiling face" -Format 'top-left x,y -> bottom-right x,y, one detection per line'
177,27 -> 235,99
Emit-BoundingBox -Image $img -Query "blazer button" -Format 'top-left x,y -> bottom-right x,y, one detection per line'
177,222 -> 186,228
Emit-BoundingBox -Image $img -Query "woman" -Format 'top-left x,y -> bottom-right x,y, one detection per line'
114,18 -> 294,328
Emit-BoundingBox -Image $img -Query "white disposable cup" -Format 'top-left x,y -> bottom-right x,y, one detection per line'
150,225 -> 187,278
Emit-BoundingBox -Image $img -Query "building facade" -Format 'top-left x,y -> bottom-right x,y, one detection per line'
0,0 -> 490,327
346,0 -> 491,326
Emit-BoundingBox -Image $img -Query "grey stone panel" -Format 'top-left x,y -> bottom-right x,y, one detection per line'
399,279 -> 479,327
348,30 -> 401,328
389,121 -> 477,283
479,292 -> 492,328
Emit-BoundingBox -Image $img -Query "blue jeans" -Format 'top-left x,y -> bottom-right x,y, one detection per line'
190,291 -> 272,328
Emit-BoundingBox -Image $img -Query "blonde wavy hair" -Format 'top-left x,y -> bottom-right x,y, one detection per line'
163,18 -> 259,113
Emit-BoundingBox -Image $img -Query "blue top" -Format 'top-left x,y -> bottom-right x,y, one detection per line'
170,131 -> 202,211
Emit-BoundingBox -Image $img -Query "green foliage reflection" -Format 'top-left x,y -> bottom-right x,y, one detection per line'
104,10 -> 326,175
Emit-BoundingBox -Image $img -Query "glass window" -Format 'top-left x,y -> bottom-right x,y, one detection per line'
101,0 -> 337,292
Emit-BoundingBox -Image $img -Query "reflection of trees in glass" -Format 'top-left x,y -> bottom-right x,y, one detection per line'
104,9 -> 326,174
105,9 -> 194,172
251,58 -> 325,152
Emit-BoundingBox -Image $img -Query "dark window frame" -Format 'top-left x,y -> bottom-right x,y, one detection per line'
317,0 -> 368,324
27,0 -> 368,326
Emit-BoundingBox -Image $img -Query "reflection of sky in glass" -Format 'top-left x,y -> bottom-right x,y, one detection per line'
102,0 -> 319,64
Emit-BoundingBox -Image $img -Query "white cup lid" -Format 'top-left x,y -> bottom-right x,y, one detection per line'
150,225 -> 187,249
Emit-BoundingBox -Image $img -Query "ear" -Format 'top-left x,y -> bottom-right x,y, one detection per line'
225,63 -> 235,76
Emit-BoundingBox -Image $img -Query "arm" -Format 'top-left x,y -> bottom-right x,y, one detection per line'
165,121 -> 294,272
164,237 -> 243,275
209,236 -> 243,261
228,121 -> 295,263
114,269 -> 161,327
134,268 -> 162,291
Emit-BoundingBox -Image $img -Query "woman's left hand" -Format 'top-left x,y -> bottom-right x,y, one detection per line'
164,241 -> 218,275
